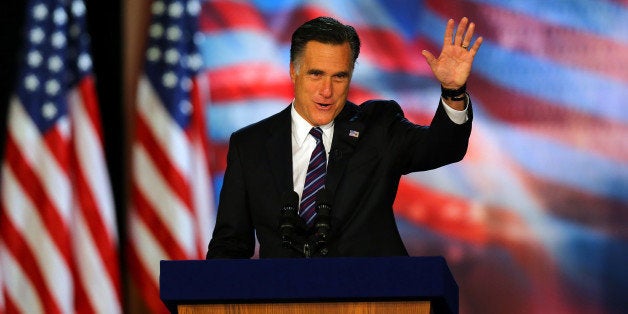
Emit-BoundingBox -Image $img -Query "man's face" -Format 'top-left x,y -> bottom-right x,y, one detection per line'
290,41 -> 353,126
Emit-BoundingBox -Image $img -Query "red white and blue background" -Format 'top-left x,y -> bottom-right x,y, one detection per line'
198,1 -> 628,312
0,0 -> 626,313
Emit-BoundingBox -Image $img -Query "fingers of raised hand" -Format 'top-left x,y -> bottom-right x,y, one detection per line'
461,21 -> 475,50
449,17 -> 482,54
454,17 -> 469,48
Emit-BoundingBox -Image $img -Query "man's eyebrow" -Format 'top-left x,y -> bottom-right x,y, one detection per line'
306,69 -> 349,77
307,69 -> 324,75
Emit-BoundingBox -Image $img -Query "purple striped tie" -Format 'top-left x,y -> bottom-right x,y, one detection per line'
300,127 -> 327,227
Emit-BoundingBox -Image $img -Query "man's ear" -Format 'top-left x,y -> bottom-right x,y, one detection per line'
289,62 -> 296,83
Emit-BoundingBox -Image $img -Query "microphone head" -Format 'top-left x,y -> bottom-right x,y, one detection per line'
280,191 -> 300,248
314,188 -> 332,228
315,188 -> 333,206
281,191 -> 299,209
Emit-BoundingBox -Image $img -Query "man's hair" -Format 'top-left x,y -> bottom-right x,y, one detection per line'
290,16 -> 361,69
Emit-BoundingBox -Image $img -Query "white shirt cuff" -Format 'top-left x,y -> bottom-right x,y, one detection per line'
441,97 -> 469,125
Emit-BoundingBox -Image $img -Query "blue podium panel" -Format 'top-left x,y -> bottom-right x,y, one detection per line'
160,256 -> 458,314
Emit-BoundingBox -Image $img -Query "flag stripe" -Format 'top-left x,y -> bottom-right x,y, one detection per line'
514,166 -> 628,237
485,115 -> 628,202
70,80 -> 121,286
0,239 -> 47,313
131,183 -> 189,260
189,78 -> 215,256
470,0 -> 628,42
126,212 -> 167,312
204,64 -> 293,102
135,113 -> 195,213
3,134 -> 73,266
133,142 -> 197,252
7,101 -> 73,222
198,31 -> 283,69
136,78 -> 195,175
0,198 -> 60,313
469,74 -> 628,163
0,163 -> 73,313
199,0 -> 267,33
42,122 -> 72,175
72,211 -> 119,313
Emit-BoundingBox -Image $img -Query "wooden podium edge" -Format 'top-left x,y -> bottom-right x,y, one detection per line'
177,300 -> 432,314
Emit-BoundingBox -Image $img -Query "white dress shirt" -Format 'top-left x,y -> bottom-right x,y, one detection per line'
291,105 -> 334,202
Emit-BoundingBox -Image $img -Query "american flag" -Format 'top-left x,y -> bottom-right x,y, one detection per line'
198,0 -> 628,313
0,0 -> 121,313
127,0 -> 214,312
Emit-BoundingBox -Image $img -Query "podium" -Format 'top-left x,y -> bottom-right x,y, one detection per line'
160,256 -> 458,314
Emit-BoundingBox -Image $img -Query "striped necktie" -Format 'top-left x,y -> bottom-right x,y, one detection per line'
299,127 -> 327,227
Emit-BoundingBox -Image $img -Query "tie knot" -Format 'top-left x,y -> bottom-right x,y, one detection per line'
309,127 -> 323,143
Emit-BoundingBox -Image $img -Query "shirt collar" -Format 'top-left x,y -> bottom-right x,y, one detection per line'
291,101 -> 334,148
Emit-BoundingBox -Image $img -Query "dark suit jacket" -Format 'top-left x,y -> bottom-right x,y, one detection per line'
206,99 -> 472,258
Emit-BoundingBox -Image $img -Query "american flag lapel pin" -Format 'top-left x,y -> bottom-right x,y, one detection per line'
348,130 -> 360,138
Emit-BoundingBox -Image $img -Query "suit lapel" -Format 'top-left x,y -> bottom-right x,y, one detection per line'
266,105 -> 293,193
326,102 -> 364,195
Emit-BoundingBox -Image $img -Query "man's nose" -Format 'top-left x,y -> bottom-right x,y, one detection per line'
319,77 -> 332,98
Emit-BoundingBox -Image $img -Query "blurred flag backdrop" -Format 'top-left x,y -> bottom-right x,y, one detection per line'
127,0 -> 214,313
3,0 -> 627,313
197,0 -> 628,313
0,0 -> 121,313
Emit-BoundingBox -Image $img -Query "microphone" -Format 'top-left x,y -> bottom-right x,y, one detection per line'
313,188 -> 333,255
279,191 -> 300,249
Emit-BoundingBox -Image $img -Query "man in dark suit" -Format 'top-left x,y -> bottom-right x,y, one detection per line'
206,16 -> 483,258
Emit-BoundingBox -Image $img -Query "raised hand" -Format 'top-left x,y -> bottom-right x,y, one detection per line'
421,17 -> 483,90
